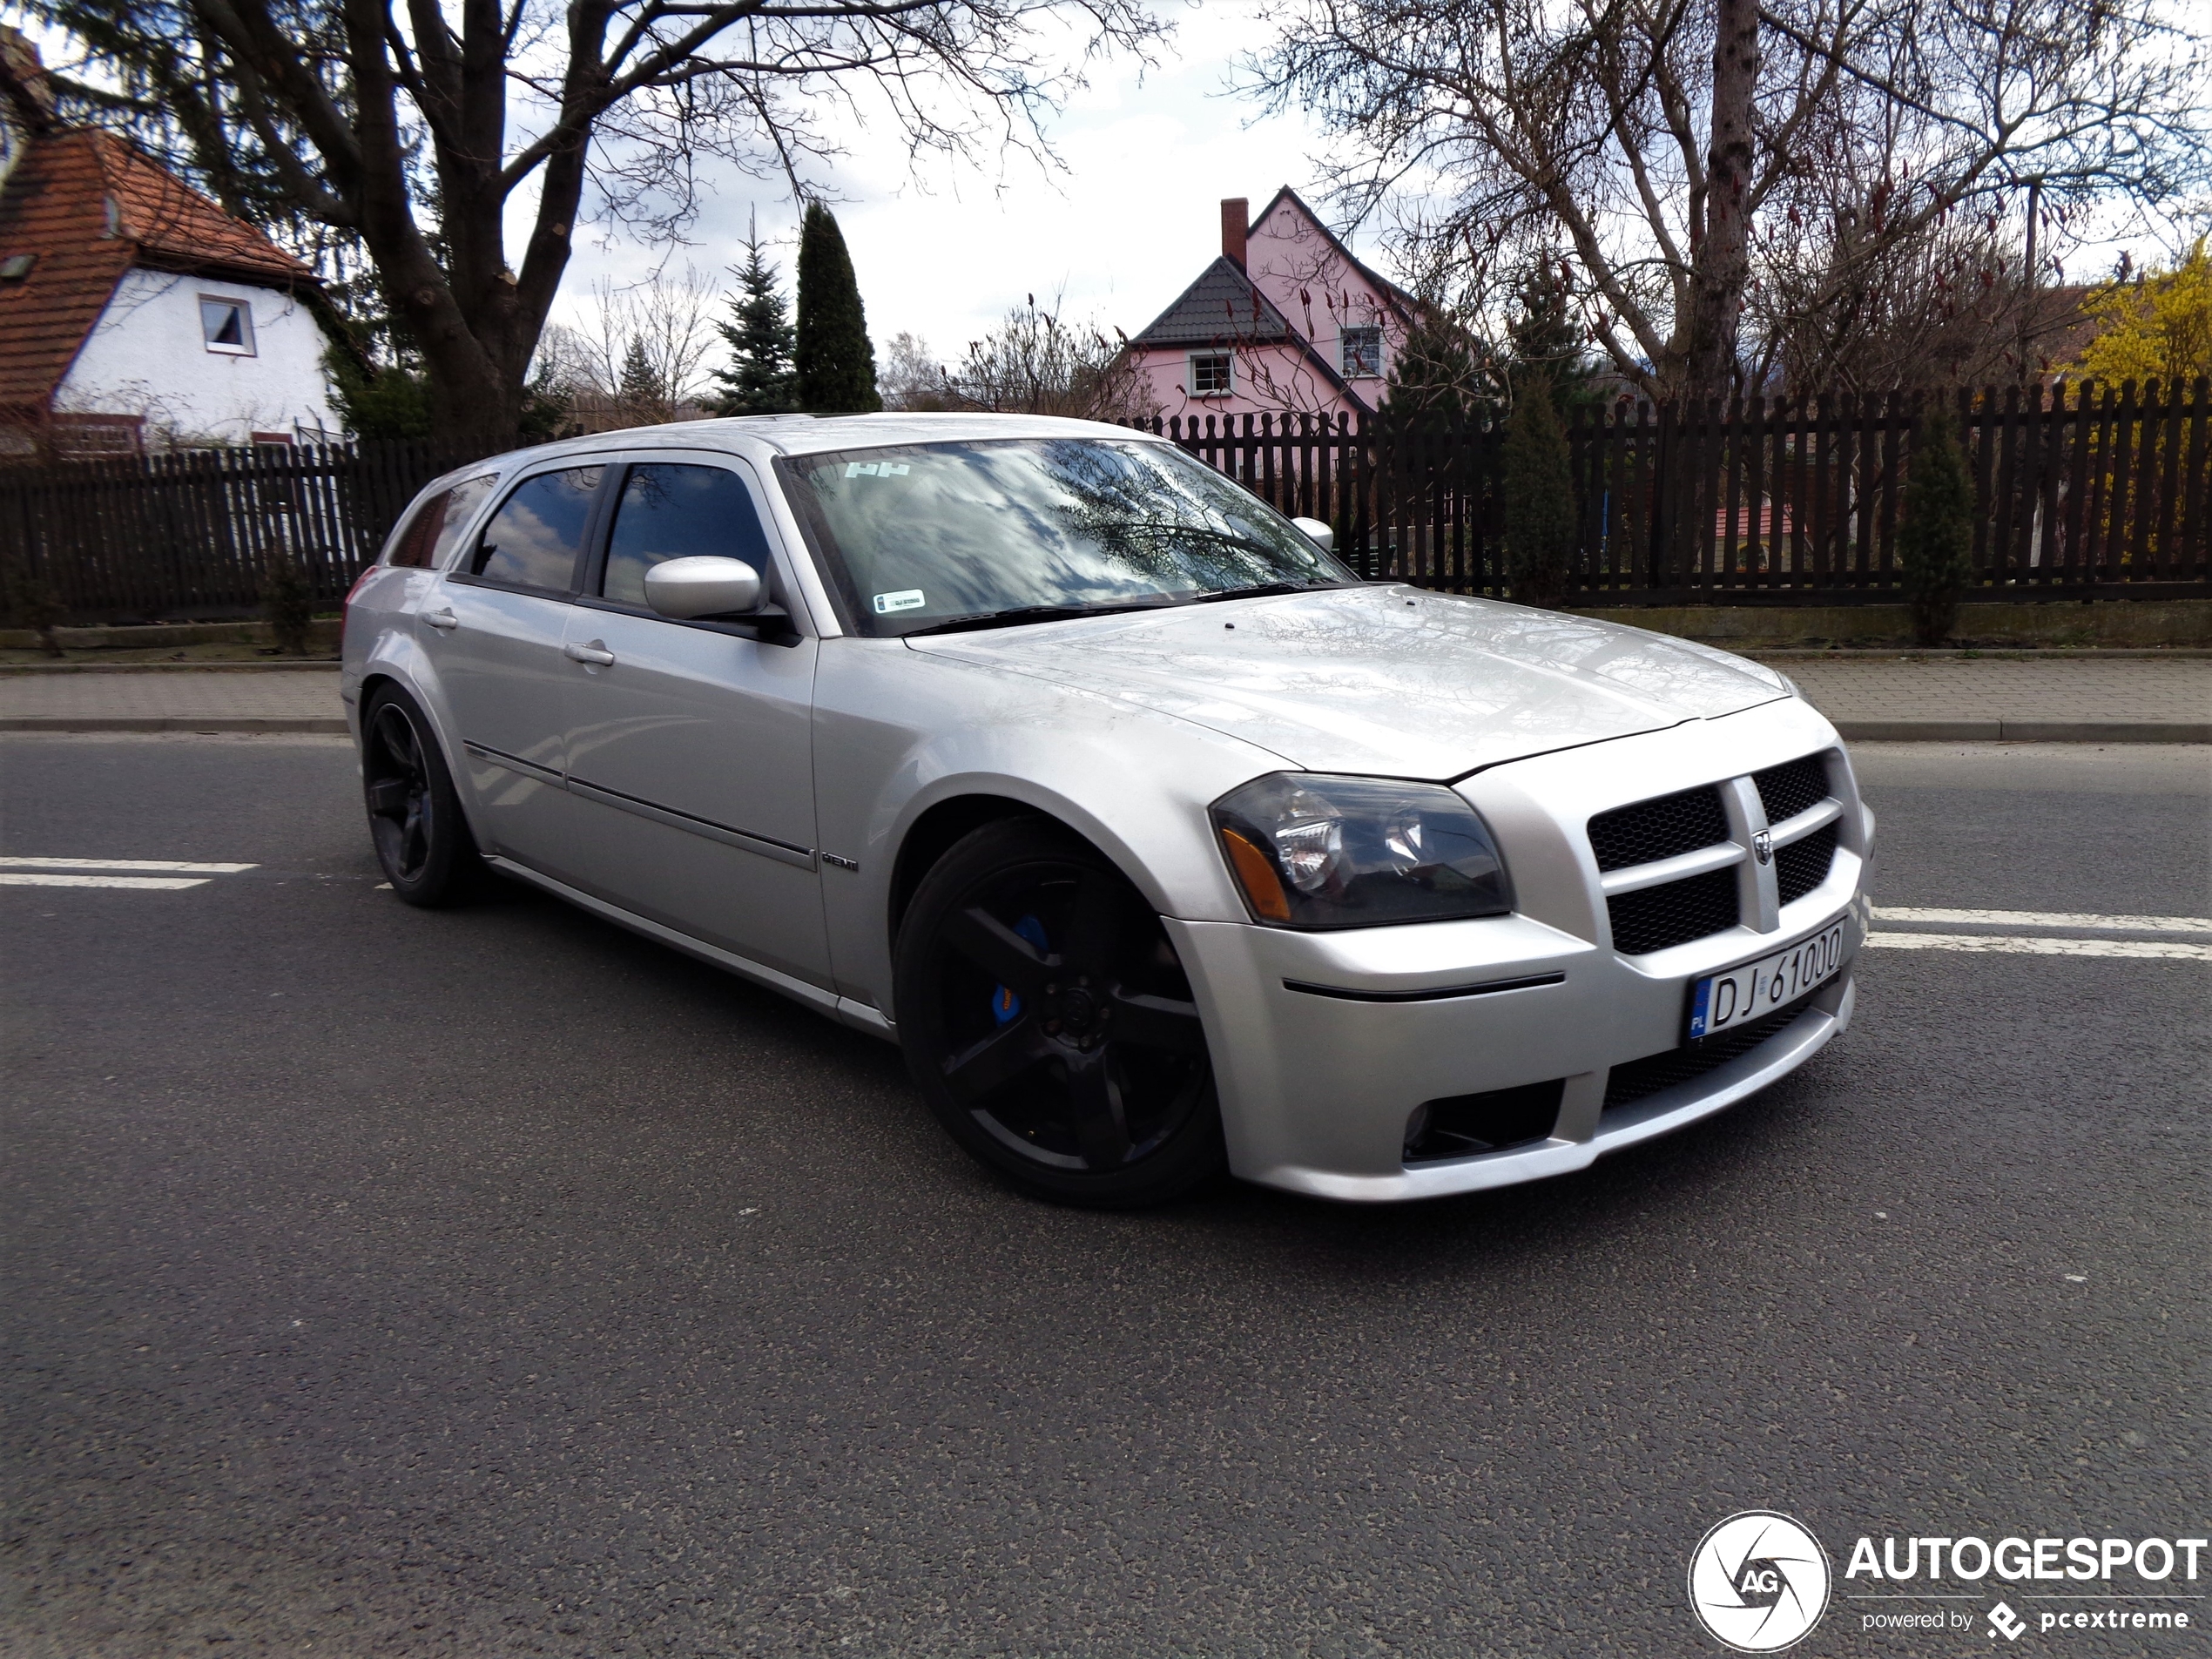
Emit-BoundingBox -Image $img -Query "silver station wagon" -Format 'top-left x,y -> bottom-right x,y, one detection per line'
342,414 -> 1872,1207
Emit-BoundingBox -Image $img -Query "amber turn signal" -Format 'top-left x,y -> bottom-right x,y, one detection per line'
1219,826 -> 1291,922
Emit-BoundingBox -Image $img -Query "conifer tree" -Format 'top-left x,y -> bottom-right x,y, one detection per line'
711,232 -> 798,415
1898,407 -> 1975,644
1385,312 -> 1487,424
794,202 -> 881,414
618,339 -> 664,421
1506,263 -> 1602,417
1501,369 -> 1576,606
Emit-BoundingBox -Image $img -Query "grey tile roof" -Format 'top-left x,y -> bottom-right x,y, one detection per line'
1129,257 -> 1296,347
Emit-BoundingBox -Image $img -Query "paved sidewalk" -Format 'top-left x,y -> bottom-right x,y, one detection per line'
0,668 -> 347,732
1787,656 -> 2210,740
0,658 -> 2206,739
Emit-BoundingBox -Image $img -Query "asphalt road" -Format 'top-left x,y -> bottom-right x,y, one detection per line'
3,735 -> 2205,1659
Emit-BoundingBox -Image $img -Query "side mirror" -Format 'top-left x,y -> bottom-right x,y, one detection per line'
644,556 -> 762,619
1291,516 -> 1335,553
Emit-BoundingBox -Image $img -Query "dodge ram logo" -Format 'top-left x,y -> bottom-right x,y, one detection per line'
1752,830 -> 1774,866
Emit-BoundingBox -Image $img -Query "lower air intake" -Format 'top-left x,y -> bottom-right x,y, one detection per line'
1405,1079 -> 1563,1163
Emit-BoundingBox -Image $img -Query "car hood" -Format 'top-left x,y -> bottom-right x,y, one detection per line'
906,585 -> 1791,777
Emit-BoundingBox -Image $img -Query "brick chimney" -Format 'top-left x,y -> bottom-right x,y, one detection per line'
1220,198 -> 1249,271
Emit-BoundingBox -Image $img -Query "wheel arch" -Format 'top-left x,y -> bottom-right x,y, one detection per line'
356,668 -> 486,849
887,792 -> 1078,948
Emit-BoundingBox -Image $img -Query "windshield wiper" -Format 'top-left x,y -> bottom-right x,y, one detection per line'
1188,580 -> 1338,604
902,599 -> 1172,637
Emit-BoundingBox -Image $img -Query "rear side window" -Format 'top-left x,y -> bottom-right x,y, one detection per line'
388,475 -> 495,569
601,463 -> 772,609
472,467 -> 604,591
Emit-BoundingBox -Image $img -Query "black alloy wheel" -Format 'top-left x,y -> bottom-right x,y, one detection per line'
895,819 -> 1225,1207
361,687 -> 478,907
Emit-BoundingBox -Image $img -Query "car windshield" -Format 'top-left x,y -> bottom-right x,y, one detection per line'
776,437 -> 1357,637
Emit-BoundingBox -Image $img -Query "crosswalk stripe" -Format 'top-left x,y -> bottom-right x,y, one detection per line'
0,872 -> 210,890
1865,932 -> 2212,960
0,857 -> 258,874
1873,906 -> 2210,935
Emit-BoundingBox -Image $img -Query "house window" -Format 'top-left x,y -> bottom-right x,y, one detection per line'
199,297 -> 256,356
1342,326 -> 1382,379
1188,352 -> 1233,397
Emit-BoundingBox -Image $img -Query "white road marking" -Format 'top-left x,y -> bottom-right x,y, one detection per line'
1874,906 -> 2211,935
0,872 -> 210,890
1865,932 -> 2212,961
0,857 -> 258,873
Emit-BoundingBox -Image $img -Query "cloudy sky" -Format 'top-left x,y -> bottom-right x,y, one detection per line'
541,1 -> 1359,373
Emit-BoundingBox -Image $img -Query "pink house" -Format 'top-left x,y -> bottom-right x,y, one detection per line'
1125,188 -> 1422,422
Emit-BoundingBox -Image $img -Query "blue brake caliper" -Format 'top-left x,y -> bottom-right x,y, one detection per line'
992,915 -> 1049,1025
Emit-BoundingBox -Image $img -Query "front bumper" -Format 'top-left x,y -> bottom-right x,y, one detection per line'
1167,700 -> 1872,1201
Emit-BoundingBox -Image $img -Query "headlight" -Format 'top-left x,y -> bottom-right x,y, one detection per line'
1210,772 -> 1513,929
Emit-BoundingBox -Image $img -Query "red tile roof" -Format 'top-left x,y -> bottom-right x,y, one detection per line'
0,129 -> 313,416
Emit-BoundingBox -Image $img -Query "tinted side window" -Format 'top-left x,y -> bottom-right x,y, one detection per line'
388,489 -> 450,569
602,464 -> 772,609
390,474 -> 496,569
473,467 -> 604,591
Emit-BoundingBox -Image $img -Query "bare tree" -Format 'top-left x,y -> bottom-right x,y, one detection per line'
944,295 -> 1160,421
32,0 -> 1163,448
1252,0 -> 2211,399
553,266 -> 725,423
879,332 -> 958,409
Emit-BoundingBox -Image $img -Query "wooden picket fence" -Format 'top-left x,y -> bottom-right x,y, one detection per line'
2,380 -> 2207,626
0,439 -> 481,624
1134,376 -> 2212,602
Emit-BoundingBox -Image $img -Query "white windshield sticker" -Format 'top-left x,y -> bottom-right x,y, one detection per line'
873,589 -> 927,614
846,461 -> 911,478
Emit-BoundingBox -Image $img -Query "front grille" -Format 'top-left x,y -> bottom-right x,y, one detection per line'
1754,754 -> 1830,825
1587,786 -> 1730,873
1608,867 -> 1739,955
1775,821 -> 1840,906
1602,991 -> 1822,1109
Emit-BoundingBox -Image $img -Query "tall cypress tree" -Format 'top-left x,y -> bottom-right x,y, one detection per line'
711,231 -> 798,415
794,202 -> 880,414
1501,369 -> 1576,607
1898,407 -> 1975,644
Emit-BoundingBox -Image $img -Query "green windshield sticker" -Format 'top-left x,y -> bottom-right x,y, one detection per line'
873,589 -> 927,614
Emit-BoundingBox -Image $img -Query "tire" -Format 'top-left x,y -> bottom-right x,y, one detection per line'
361,685 -> 482,907
894,818 -> 1226,1208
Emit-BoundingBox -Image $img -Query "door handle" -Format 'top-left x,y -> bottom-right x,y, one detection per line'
422,607 -> 459,631
564,640 -> 617,666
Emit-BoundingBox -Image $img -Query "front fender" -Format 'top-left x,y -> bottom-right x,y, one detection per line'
812,640 -> 1292,1021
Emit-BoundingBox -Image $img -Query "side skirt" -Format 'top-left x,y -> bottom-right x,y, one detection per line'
482,854 -> 899,1044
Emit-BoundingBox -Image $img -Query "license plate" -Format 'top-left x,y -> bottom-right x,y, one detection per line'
1686,923 -> 1847,1041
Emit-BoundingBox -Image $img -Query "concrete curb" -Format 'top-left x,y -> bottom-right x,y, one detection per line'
0,717 -> 350,734
0,661 -> 340,675
1831,719 -> 2211,743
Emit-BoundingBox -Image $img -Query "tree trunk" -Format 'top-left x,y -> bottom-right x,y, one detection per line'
1682,0 -> 1758,398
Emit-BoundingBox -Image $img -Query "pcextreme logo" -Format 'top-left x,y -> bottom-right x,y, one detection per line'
1689,1511 -> 1834,1651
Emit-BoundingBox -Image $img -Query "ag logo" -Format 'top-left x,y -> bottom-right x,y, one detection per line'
1689,1511 -> 1832,1651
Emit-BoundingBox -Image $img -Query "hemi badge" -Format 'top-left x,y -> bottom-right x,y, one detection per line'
821,853 -> 860,872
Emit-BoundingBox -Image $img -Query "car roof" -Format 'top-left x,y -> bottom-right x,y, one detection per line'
419,412 -> 1166,496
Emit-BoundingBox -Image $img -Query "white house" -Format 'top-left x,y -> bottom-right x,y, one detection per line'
0,29 -> 335,458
